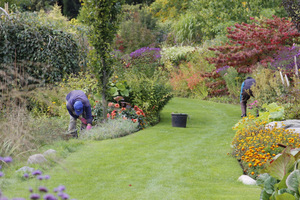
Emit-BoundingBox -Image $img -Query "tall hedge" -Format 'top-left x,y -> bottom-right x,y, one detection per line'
0,12 -> 81,88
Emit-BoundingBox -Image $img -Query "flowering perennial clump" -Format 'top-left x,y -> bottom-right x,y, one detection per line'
231,114 -> 300,178
106,103 -> 147,130
129,47 -> 161,60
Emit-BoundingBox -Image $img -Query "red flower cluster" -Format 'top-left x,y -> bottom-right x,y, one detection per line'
134,105 -> 145,117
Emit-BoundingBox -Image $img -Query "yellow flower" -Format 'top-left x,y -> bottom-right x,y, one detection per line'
52,102 -> 56,104
242,2 -> 247,7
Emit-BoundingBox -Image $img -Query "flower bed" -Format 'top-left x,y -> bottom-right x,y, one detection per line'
231,114 -> 300,178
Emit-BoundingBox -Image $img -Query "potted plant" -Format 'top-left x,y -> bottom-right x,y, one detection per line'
171,112 -> 188,128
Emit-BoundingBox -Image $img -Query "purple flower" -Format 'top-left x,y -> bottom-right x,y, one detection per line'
39,186 -> 48,193
43,194 -> 57,200
29,187 -> 33,193
0,165 -> 2,170
24,173 -> 29,178
12,198 -> 26,200
30,194 -> 40,200
58,193 -> 69,200
216,65 -> 230,74
37,175 -> 44,180
271,45 -> 300,72
129,47 -> 161,60
2,157 -> 12,163
54,185 -> 65,193
0,197 -> 9,200
32,170 -> 42,176
44,175 -> 51,180
0,171 -> 4,177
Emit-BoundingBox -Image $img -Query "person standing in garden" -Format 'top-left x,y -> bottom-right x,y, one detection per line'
240,77 -> 256,118
66,90 -> 93,137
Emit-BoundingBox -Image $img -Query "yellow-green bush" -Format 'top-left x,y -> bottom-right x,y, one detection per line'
252,66 -> 287,108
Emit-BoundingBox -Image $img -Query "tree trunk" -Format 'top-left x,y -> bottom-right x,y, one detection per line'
101,58 -> 108,122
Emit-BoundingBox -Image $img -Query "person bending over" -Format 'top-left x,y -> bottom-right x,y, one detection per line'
66,90 -> 92,137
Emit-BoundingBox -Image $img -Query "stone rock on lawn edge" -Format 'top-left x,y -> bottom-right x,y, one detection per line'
238,175 -> 256,185
27,154 -> 47,164
266,120 -> 300,134
43,149 -> 57,157
16,166 -> 35,173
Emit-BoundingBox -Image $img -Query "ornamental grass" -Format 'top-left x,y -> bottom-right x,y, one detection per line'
231,114 -> 300,178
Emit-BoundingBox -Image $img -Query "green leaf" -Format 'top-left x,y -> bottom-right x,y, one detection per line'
116,82 -> 126,91
286,170 -> 300,194
120,89 -> 129,97
260,189 -> 272,200
269,110 -> 284,121
266,147 -> 295,180
109,87 -> 119,96
265,176 -> 279,194
275,193 -> 296,200
257,173 -> 272,187
278,173 -> 290,190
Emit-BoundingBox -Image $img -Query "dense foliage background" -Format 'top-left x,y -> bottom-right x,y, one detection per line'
0,1 -> 299,185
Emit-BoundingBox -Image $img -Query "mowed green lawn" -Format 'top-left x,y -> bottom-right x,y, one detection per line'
4,98 -> 261,199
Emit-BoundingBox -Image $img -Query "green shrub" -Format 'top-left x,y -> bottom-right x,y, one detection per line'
278,76 -> 300,119
171,12 -> 201,44
221,67 -> 243,101
252,66 -> 287,108
161,45 -> 196,66
127,47 -> 162,78
114,4 -> 159,54
126,70 -> 173,125
0,11 -> 82,87
168,47 -> 215,98
59,71 -> 99,98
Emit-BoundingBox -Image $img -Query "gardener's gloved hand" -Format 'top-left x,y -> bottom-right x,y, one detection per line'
80,117 -> 87,125
86,124 -> 92,131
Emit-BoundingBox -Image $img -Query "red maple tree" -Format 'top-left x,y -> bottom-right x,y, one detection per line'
208,16 -> 300,74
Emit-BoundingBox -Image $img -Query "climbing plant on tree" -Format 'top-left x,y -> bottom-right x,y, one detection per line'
78,0 -> 124,120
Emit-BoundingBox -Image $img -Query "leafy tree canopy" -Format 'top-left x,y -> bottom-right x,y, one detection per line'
282,0 -> 300,32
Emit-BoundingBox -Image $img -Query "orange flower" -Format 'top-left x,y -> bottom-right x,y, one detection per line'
108,102 -> 114,107
107,113 -> 110,118
134,105 -> 138,111
136,111 -> 141,115
121,107 -> 126,111
114,103 -> 120,108
132,119 -> 137,123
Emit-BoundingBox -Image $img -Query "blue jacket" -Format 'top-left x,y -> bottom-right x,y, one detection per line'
66,90 -> 93,124
240,77 -> 256,101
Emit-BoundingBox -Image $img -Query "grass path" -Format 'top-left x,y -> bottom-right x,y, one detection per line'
4,98 -> 261,199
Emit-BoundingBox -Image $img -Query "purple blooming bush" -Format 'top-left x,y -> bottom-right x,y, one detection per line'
271,45 -> 300,76
216,65 -> 230,76
129,47 -> 161,60
127,47 -> 162,78
0,157 -> 76,200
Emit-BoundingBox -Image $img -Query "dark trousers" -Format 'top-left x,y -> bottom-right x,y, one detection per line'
240,90 -> 252,117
